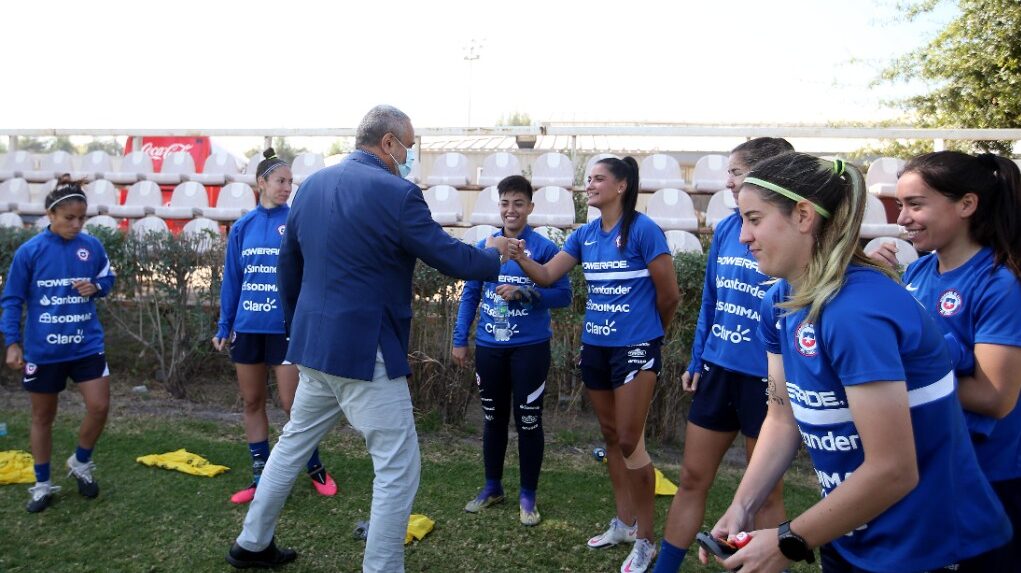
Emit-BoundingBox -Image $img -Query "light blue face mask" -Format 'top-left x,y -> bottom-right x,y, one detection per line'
388,137 -> 415,178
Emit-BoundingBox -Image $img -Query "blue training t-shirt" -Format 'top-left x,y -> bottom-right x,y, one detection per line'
688,212 -> 769,377
453,226 -> 571,348
216,204 -> 290,338
1,228 -> 115,364
760,266 -> 1010,572
903,247 -> 1021,482
563,212 -> 670,346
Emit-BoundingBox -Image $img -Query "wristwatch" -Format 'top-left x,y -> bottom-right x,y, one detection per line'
777,521 -> 815,563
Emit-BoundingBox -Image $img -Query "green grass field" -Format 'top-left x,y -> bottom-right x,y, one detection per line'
0,402 -> 821,573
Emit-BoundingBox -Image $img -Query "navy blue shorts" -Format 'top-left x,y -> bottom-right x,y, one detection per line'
687,361 -> 768,438
229,332 -> 289,365
23,353 -> 109,394
579,338 -> 662,391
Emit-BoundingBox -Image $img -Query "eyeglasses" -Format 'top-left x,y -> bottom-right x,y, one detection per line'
388,133 -> 411,151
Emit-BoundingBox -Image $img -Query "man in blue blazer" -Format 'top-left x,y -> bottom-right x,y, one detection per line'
228,105 -> 509,572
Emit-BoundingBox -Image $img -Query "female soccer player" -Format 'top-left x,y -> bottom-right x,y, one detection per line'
214,149 -> 336,504
654,138 -> 793,573
510,156 -> 679,573
873,151 -> 1021,567
2,176 -> 115,512
452,175 -> 571,526
707,152 -> 1010,572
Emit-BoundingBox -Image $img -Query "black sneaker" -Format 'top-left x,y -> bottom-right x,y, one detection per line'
66,454 -> 99,498
26,483 -> 60,513
226,538 -> 297,569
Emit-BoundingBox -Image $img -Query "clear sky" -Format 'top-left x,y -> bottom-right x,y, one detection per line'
3,0 -> 953,130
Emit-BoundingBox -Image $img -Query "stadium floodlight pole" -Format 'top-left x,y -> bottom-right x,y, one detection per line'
463,39 -> 483,127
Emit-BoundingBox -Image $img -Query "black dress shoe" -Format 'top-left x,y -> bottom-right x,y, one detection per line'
226,538 -> 297,569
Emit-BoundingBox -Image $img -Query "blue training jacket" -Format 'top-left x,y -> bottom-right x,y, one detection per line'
453,225 -> 571,348
217,204 -> 290,339
687,212 -> 770,377
1,228 -> 115,364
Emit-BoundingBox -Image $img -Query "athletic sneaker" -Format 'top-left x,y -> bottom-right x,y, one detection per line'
587,517 -> 638,548
66,454 -> 99,498
309,469 -> 337,497
519,505 -> 541,527
26,483 -> 61,513
620,538 -> 656,573
231,482 -> 258,504
226,538 -> 297,569
464,491 -> 505,513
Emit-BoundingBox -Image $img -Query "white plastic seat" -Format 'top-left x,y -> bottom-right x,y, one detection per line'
107,180 -> 162,218
423,185 -> 463,225
0,151 -> 34,181
584,153 -> 620,185
76,150 -> 114,181
23,151 -> 76,183
149,151 -> 194,185
188,152 -> 239,186
291,152 -> 325,185
196,182 -> 255,221
665,230 -> 703,254
17,179 -> 50,216
461,224 -> 498,245
639,154 -> 685,191
154,181 -> 208,219
84,215 -> 119,233
645,188 -> 698,231
0,178 -> 31,212
866,157 -> 905,198
102,151 -> 153,185
468,186 -> 501,225
692,154 -> 728,192
425,153 -> 471,187
478,152 -> 522,187
865,237 -> 918,266
131,215 -> 170,238
532,152 -> 574,188
227,154 -> 263,186
35,215 -> 51,230
0,212 -> 24,228
84,180 -> 120,216
182,217 -> 221,253
530,186 -> 575,227
860,194 -> 903,239
587,206 -> 600,223
706,189 -> 736,229
534,226 -> 566,245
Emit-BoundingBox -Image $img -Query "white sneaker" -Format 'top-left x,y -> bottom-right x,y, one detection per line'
66,454 -> 99,498
620,538 -> 656,573
26,482 -> 61,513
587,517 -> 638,549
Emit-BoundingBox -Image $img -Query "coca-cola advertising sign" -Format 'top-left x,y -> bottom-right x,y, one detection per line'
124,136 -> 212,173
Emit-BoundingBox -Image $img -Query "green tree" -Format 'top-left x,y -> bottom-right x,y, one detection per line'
880,0 -> 1021,154
243,137 -> 308,165
496,112 -> 532,126
84,138 -> 124,156
326,138 -> 352,156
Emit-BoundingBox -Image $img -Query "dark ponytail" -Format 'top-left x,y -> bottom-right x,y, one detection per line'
596,156 -> 640,250
256,148 -> 288,181
45,174 -> 88,212
902,151 -> 1021,280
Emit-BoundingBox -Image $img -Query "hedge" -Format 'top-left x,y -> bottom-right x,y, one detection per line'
0,226 -> 708,442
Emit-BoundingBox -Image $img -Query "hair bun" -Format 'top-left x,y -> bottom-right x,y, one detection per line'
57,173 -> 73,185
263,148 -> 276,159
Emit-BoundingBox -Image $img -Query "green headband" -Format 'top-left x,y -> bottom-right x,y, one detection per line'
743,176 -> 832,218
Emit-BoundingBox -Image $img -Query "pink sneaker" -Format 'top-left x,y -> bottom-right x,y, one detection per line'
311,471 -> 337,497
230,482 -> 257,504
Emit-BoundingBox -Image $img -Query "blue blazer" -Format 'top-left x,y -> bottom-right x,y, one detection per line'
278,150 -> 501,381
